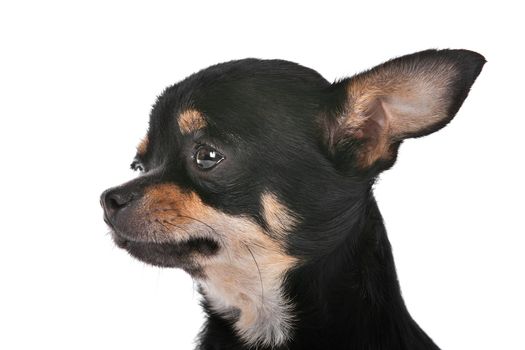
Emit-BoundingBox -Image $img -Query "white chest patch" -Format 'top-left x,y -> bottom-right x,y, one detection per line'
200,259 -> 294,347
197,193 -> 298,347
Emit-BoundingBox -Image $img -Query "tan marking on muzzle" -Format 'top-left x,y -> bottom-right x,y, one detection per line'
139,184 -> 211,242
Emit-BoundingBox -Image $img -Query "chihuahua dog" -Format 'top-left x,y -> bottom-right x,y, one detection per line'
101,49 -> 484,350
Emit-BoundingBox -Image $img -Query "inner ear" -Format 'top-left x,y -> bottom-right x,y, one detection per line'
351,98 -> 392,168
325,49 -> 485,171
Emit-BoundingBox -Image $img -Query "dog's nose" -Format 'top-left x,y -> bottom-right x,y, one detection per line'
100,188 -> 135,219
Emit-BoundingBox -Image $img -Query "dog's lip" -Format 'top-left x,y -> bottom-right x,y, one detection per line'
102,210 -> 119,233
110,229 -> 220,252
111,230 -> 131,248
111,230 -> 220,269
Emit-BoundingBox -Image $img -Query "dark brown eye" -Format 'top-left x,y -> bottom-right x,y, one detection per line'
130,159 -> 145,172
194,146 -> 224,170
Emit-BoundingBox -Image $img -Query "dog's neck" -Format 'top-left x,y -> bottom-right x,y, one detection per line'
282,196 -> 440,350
198,195 -> 440,350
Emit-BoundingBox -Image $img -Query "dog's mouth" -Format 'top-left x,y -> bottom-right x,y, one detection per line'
111,230 -> 220,273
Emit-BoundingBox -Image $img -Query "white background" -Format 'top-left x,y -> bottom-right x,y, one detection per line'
1,1 -> 523,349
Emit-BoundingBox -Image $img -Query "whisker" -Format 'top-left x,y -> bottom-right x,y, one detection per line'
151,210 -> 235,264
244,243 -> 264,307
145,220 -> 162,243
179,215 -> 233,260
156,219 -> 169,230
153,210 -> 226,239
247,240 -> 267,250
162,220 -> 192,236
160,215 -> 229,258
177,215 -> 220,236
150,208 -> 179,214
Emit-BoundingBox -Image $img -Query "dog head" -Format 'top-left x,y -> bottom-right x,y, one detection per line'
101,50 -> 484,346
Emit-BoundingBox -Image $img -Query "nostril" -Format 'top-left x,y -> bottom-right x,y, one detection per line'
101,189 -> 134,217
108,196 -> 122,210
109,193 -> 132,208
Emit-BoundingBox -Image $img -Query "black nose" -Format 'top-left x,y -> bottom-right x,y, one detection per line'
100,188 -> 135,219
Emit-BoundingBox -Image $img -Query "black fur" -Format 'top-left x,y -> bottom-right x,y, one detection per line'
101,50 -> 485,349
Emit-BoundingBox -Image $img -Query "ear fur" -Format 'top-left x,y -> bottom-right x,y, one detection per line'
321,49 -> 485,172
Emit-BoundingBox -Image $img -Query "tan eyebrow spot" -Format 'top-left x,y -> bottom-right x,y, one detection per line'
261,192 -> 299,238
136,137 -> 148,156
177,109 -> 207,134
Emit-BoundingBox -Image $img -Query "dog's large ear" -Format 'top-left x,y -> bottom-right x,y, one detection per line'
320,49 -> 485,173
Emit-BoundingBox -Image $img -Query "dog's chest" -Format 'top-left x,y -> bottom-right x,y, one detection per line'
198,247 -> 295,347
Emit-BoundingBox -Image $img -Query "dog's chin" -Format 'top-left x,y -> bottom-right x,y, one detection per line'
111,231 -> 219,274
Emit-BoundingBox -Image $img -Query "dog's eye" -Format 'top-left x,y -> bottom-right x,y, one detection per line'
194,145 -> 224,170
130,159 -> 145,173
